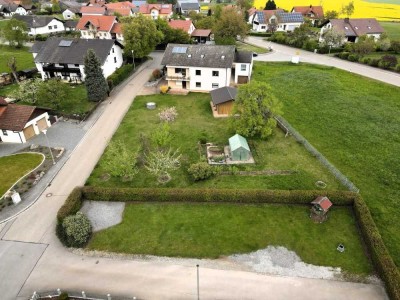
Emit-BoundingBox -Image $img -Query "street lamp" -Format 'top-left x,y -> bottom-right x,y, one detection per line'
131,49 -> 135,70
196,264 -> 200,300
42,129 -> 55,165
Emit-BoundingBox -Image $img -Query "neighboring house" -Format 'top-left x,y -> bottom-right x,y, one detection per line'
291,5 -> 324,25
76,15 -> 123,41
252,10 -> 303,32
168,19 -> 195,35
175,0 -> 200,15
234,51 -> 253,84
320,18 -> 384,43
191,29 -> 211,44
0,3 -> 28,16
105,1 -> 134,16
132,0 -> 145,6
31,37 -> 124,81
0,97 -> 51,144
14,15 -> 66,35
139,3 -> 172,20
86,0 -> 106,6
62,6 -> 81,19
161,44 -> 253,92
210,86 -> 237,115
247,7 -> 257,24
80,5 -> 106,16
64,19 -> 78,31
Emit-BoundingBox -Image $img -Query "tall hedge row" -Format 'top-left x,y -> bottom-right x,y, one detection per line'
56,186 -> 400,298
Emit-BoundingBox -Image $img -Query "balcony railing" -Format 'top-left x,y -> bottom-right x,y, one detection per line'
166,74 -> 190,81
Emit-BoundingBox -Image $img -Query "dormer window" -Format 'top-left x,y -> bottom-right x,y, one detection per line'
354,26 -> 358,29
344,26 -> 349,30
367,26 -> 371,29
221,55 -> 225,60
201,54 -> 205,58
187,54 -> 192,58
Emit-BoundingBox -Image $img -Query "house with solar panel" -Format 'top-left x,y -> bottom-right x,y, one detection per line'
30,37 -> 124,82
161,44 -> 253,92
175,0 -> 200,15
252,10 -> 304,33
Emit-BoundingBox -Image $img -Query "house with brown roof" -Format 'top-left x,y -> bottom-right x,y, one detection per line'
76,15 -> 123,41
80,5 -> 106,16
105,1 -> 135,16
191,29 -> 212,44
139,3 -> 172,20
168,19 -> 195,35
251,9 -> 304,33
320,18 -> 385,44
291,5 -> 324,25
0,97 -> 51,144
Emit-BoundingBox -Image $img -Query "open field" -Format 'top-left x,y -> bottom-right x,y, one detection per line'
236,41 -> 269,54
87,93 -> 342,190
0,45 -> 35,73
380,21 -> 400,39
252,62 -> 400,268
252,0 -> 400,20
88,203 -> 372,275
0,153 -> 43,196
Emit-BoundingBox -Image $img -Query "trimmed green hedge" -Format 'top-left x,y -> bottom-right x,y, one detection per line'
107,64 -> 135,90
56,186 -> 400,298
249,32 -> 272,37
81,187 -> 355,205
354,195 -> 400,300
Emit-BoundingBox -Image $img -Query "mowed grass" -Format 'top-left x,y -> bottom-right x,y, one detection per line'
236,41 -> 269,54
380,21 -> 400,40
0,153 -> 43,196
87,93 -> 342,190
0,45 -> 35,73
88,203 -> 372,275
252,62 -> 400,268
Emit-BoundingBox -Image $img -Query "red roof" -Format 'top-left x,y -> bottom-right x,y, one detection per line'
86,0 -> 106,6
191,29 -> 211,37
311,196 -> 333,212
80,6 -> 106,15
76,15 -> 117,31
139,3 -> 172,14
107,7 -> 132,16
168,20 -> 193,33
0,102 -> 36,131
292,5 -> 324,19
106,1 -> 135,9
110,22 -> 122,34
248,7 -> 256,16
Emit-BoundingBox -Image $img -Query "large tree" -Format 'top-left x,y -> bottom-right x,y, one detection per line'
341,1 -> 355,17
83,49 -> 109,102
264,0 -> 276,10
121,15 -> 163,59
154,18 -> 191,45
0,18 -> 28,48
37,79 -> 67,110
12,78 -> 42,103
322,28 -> 345,48
213,7 -> 247,45
325,10 -> 339,19
231,82 -> 283,139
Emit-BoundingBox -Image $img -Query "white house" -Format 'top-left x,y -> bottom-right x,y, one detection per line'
76,15 -> 121,40
320,18 -> 385,44
62,6 -> 81,19
13,15 -> 66,35
0,4 -> 28,16
252,10 -> 304,33
0,97 -> 51,144
252,10 -> 280,32
161,44 -> 253,92
139,3 -> 172,20
175,0 -> 200,15
31,37 -> 124,81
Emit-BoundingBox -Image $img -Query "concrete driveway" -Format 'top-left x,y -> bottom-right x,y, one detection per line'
0,51 -> 390,300
246,36 -> 400,87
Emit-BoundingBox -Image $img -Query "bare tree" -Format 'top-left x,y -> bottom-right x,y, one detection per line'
7,57 -> 19,83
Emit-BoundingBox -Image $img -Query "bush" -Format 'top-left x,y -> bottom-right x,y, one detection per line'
270,32 -> 287,44
360,57 -> 371,64
302,39 -> 319,52
391,40 -> 400,54
369,58 -> 380,67
339,52 -> 350,59
107,64 -> 134,90
152,69 -> 162,79
249,32 -> 272,37
347,54 -> 359,62
57,187 -> 83,224
188,162 -> 217,181
62,212 -> 92,247
395,64 -> 400,73
160,85 -> 169,94
378,54 -> 398,69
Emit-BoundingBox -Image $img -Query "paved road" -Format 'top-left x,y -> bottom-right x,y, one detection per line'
0,52 -> 389,300
246,36 -> 400,87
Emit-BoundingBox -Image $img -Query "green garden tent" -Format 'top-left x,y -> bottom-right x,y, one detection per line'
229,134 -> 250,161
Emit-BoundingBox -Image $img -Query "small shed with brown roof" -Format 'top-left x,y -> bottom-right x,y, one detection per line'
210,86 -> 237,115
0,97 -> 51,143
191,29 -> 211,43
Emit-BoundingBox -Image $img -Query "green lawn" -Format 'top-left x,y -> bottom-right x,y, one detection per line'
236,41 -> 269,54
0,153 -> 43,196
380,21 -> 400,40
0,45 -> 35,73
364,51 -> 400,60
87,93 -> 342,190
88,203 -> 372,275
252,62 -> 400,268
0,83 -> 19,98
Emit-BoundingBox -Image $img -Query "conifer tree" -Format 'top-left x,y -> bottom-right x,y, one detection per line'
84,49 -> 109,102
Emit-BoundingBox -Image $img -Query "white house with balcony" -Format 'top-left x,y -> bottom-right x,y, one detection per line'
14,15 -> 66,35
76,15 -> 122,41
161,44 -> 253,92
31,37 -> 124,82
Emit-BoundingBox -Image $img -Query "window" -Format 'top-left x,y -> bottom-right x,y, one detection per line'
112,48 -> 115,53
74,64 -> 79,67
114,57 -> 117,63
196,82 -> 201,88
212,71 -> 219,77
195,70 -> 201,76
54,25 -> 57,29
175,68 -> 183,73
2,130 -> 7,136
212,83 -> 219,88
241,64 -> 246,71
48,26 -> 52,30
261,26 -> 266,29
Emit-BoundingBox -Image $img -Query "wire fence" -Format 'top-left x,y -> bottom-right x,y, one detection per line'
275,116 -> 360,193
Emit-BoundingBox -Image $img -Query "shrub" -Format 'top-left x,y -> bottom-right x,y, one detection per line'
152,69 -> 162,79
339,52 -> 350,59
59,292 -> 69,300
188,162 -> 217,181
107,64 -> 134,89
395,64 -> 400,73
378,54 -> 398,69
347,54 -> 359,62
160,85 -> 169,94
360,57 -> 371,64
369,58 -> 380,67
391,40 -> 400,54
158,106 -> 178,122
62,212 -> 92,247
56,187 -> 83,224
302,39 -> 319,51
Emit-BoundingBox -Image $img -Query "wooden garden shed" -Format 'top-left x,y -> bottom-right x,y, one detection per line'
229,134 -> 250,161
210,86 -> 237,115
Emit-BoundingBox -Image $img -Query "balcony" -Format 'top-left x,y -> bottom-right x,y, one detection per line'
166,74 -> 190,81
42,64 -> 81,74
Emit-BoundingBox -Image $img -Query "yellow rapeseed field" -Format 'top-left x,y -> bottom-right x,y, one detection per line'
252,0 -> 400,20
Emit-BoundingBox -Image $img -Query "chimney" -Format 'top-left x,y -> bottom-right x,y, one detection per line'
344,17 -> 349,23
309,4 -> 312,8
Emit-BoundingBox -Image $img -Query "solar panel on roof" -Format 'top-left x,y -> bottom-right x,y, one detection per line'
257,11 -> 265,24
172,46 -> 187,54
59,40 -> 73,47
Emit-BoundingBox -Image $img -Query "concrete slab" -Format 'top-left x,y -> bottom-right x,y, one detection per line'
0,240 -> 47,300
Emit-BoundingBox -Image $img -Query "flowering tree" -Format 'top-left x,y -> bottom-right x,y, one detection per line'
145,148 -> 181,183
158,106 -> 178,122
12,78 -> 42,103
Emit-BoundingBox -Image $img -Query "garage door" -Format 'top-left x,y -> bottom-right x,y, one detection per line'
23,125 -> 35,141
238,76 -> 248,84
36,117 -> 48,132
